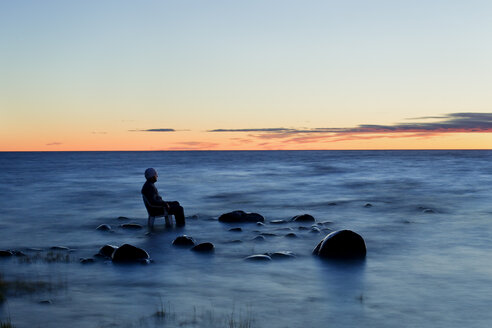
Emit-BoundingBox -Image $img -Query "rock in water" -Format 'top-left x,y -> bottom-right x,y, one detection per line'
244,254 -> 272,261
98,245 -> 118,258
96,224 -> 112,231
265,251 -> 296,259
172,235 -> 196,247
313,230 -> 366,259
112,244 -> 149,263
291,214 -> 315,222
218,210 -> 265,223
192,242 -> 214,252
120,223 -> 143,230
0,250 -> 13,257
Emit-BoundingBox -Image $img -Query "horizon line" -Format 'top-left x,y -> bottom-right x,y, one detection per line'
1,148 -> 491,153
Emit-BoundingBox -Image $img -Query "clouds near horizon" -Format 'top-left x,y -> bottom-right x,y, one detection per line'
208,112 -> 492,144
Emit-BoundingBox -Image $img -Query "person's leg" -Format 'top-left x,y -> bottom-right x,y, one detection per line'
167,201 -> 185,226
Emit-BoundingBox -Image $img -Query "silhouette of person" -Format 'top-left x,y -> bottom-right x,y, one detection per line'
141,168 -> 185,227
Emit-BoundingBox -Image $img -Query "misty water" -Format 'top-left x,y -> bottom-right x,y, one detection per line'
1,150 -> 491,327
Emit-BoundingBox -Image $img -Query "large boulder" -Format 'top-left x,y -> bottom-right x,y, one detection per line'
313,230 -> 366,259
112,244 -> 150,263
218,210 -> 264,223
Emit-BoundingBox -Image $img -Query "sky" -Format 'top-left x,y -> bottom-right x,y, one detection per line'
1,0 -> 492,151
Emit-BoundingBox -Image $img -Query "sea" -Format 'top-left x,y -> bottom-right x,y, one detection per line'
0,150 -> 491,328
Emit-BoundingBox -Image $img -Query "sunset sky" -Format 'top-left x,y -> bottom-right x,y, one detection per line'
1,1 -> 491,151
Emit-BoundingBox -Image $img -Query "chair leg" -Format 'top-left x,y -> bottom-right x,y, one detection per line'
148,216 -> 155,229
164,215 -> 171,227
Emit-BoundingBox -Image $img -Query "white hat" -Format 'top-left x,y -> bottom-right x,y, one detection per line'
144,168 -> 158,180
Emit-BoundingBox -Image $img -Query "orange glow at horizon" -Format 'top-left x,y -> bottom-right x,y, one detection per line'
1,130 -> 491,151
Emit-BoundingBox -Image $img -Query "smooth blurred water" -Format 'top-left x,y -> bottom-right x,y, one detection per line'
0,150 -> 491,327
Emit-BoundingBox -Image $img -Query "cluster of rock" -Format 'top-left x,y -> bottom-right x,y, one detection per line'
172,235 -> 215,252
88,210 -> 367,265
97,244 -> 150,263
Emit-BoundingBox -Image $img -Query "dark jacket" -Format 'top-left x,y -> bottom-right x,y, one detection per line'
141,180 -> 166,216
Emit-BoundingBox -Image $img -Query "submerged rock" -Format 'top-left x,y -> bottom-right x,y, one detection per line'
266,251 -> 296,259
98,244 -> 118,258
291,214 -> 315,222
244,254 -> 272,261
192,242 -> 214,252
285,233 -> 297,238
218,210 -> 265,223
364,203 -> 373,208
260,232 -> 277,237
80,257 -> 95,264
96,224 -> 112,231
112,244 -> 149,263
118,216 -> 130,220
252,235 -> 266,242
229,227 -> 243,232
51,246 -> 70,251
0,250 -> 13,257
313,230 -> 366,259
172,235 -> 196,247
120,223 -> 143,230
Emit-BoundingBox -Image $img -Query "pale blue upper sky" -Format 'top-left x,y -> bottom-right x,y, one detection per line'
1,1 -> 492,150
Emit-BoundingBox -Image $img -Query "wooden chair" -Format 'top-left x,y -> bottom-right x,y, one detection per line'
142,195 -> 173,228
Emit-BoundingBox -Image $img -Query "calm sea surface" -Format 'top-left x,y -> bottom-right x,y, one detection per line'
0,150 -> 491,327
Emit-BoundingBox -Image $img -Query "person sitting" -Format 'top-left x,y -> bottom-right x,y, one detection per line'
141,168 -> 185,227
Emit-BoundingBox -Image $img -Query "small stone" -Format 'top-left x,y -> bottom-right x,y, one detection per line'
245,254 -> 272,261
191,242 -> 214,252
364,203 -> 373,208
266,251 -> 296,259
285,233 -> 297,238
80,258 -> 95,264
270,220 -> 287,224
172,235 -> 196,247
96,224 -> 112,231
39,300 -> 53,305
311,227 -> 321,233
256,222 -> 265,226
12,250 -> 27,257
225,239 -> 243,244
51,246 -> 70,251
298,226 -> 310,231
291,214 -> 315,222
120,223 -> 143,230
252,235 -> 266,242
0,250 -> 13,257
328,202 -> 337,206
118,216 -> 130,220
218,210 -> 265,223
423,208 -> 435,214
260,232 -> 277,237
98,245 -> 118,258
229,227 -> 242,232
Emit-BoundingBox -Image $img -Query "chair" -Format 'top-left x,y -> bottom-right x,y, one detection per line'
142,195 -> 173,228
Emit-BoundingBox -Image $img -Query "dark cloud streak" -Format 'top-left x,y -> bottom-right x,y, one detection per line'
208,113 -> 492,141
129,128 -> 176,132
